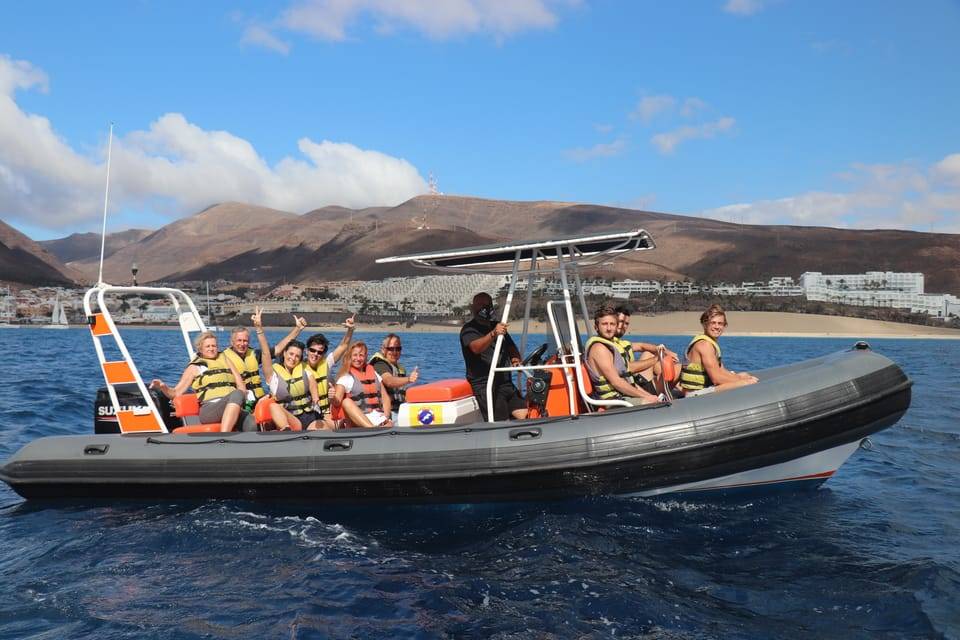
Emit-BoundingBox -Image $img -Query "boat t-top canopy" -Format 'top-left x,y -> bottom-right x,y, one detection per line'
380,228 -> 660,418
376,228 -> 655,274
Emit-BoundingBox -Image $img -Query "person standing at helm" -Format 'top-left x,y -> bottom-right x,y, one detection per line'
369,333 -> 420,422
334,341 -> 393,428
298,313 -> 357,421
150,331 -> 248,432
680,304 -> 758,393
614,305 -> 679,396
460,292 -> 528,421
585,305 -> 662,406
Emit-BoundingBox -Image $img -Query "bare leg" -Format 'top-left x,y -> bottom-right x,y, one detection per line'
307,418 -> 336,431
341,397 -> 374,428
220,403 -> 241,432
266,403 -> 290,430
511,408 -> 529,419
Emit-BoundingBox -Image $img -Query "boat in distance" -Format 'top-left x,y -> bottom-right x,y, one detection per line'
0,229 -> 912,503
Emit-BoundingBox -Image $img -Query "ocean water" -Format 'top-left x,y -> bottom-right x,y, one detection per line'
0,328 -> 957,639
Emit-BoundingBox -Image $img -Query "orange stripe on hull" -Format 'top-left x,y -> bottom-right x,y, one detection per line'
117,410 -> 164,433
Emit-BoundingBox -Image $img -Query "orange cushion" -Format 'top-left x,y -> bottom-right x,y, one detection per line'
173,423 -> 222,434
253,396 -> 276,426
405,378 -> 474,402
172,394 -> 200,417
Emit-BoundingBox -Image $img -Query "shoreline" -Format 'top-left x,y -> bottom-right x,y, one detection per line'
28,311 -> 958,339
252,311 -> 960,339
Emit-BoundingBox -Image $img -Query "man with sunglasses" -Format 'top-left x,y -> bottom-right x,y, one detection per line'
291,314 -> 357,421
460,292 -> 528,421
369,333 -> 420,422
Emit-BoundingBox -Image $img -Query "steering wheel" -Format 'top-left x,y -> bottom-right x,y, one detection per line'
521,342 -> 549,367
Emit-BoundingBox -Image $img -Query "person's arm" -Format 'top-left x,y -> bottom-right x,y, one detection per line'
307,372 -> 320,407
251,306 -> 273,376
376,363 -> 420,390
272,315 -> 308,357
468,322 -> 507,355
591,345 -> 653,399
329,314 -> 356,362
631,341 -> 679,363
380,375 -> 392,425
334,376 -> 348,405
150,364 -> 199,400
696,342 -> 741,385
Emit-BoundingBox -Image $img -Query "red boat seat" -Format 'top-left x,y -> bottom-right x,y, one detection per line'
171,394 -> 222,433
405,379 -> 474,403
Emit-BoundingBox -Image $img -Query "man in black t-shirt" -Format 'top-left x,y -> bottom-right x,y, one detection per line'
460,292 -> 528,421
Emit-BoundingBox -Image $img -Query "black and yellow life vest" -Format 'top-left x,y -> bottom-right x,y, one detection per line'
680,334 -> 722,391
369,351 -> 407,405
613,336 -> 641,386
305,358 -> 330,413
190,352 -> 236,403
272,362 -> 312,415
223,347 -> 264,399
585,336 -> 629,400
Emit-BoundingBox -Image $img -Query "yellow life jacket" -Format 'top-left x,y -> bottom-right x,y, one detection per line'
305,358 -> 330,413
223,347 -> 264,399
613,336 -> 641,386
272,362 -> 311,415
680,334 -> 722,391
585,336 -> 629,400
369,351 -> 407,405
190,352 -> 236,403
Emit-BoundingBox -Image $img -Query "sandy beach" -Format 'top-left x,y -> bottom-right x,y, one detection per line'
293,311 -> 960,339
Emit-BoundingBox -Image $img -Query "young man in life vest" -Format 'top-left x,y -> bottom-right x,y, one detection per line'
369,333 -> 419,423
460,292 -> 528,421
299,313 -> 357,421
333,341 -> 393,428
585,305 -> 662,405
680,304 -> 758,394
614,305 -> 680,396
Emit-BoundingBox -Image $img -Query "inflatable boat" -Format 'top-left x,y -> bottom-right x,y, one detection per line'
0,230 -> 912,502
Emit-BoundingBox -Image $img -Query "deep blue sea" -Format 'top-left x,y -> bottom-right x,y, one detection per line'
0,328 -> 957,639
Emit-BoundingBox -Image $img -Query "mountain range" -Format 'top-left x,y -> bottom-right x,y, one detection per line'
5,194 -> 959,295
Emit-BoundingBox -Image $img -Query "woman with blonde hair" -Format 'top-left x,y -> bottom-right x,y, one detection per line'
150,331 -> 248,432
334,341 -> 393,428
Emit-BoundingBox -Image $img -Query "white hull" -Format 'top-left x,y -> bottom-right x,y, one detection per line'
631,440 -> 863,497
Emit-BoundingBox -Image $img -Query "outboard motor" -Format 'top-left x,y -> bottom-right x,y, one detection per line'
526,369 -> 553,417
94,384 -> 178,434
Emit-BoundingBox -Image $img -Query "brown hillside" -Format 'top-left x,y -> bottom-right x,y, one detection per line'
40,228 -> 151,263
0,219 -> 81,285
69,202 -> 299,283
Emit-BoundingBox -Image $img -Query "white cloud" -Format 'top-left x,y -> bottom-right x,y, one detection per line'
270,0 -> 562,44
698,156 -> 960,232
723,0 -> 767,16
933,153 -> 960,187
680,97 -> 707,118
651,116 -> 735,154
631,95 -> 676,123
0,55 -> 428,231
240,25 -> 292,55
593,123 -> 614,135
564,138 -> 627,162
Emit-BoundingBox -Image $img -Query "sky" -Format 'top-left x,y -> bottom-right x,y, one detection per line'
1,0 -> 958,241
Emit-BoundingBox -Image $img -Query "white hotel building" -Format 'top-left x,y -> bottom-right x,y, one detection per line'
800,271 -> 959,319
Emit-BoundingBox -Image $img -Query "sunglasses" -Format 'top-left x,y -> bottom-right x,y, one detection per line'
307,347 -> 325,354
385,346 -> 402,353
